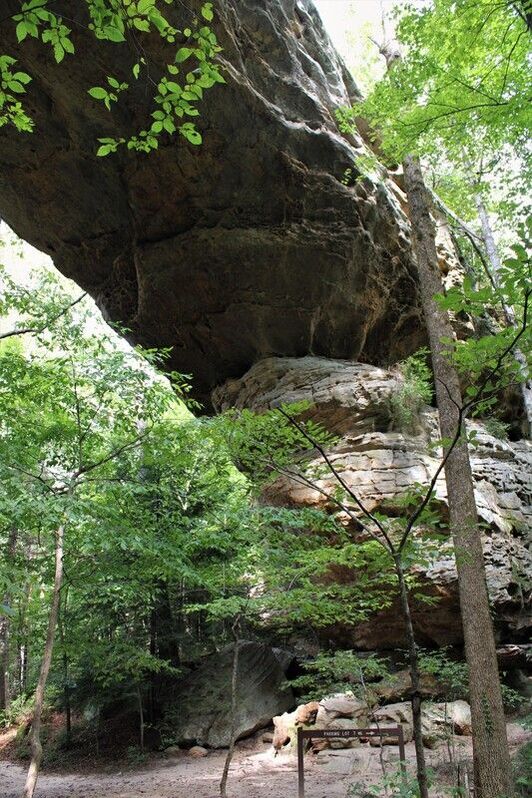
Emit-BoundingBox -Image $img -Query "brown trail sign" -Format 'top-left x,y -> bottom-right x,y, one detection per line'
297,726 -> 406,798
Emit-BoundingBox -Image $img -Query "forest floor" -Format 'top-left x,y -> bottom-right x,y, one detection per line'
1,722 -> 530,798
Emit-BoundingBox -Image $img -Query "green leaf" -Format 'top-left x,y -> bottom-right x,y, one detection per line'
201,3 -> 214,22
182,127 -> 202,145
13,72 -> 31,85
96,144 -> 113,156
133,18 -> 150,32
103,26 -> 125,42
163,117 -> 176,134
132,63 -> 140,79
7,81 -> 25,94
53,43 -> 65,63
62,37 -> 75,55
175,47 -> 193,63
138,0 -> 154,12
88,87 -> 108,100
16,22 -> 28,43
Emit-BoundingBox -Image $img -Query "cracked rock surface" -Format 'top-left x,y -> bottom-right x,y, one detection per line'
214,356 -> 532,647
0,0 -> 420,407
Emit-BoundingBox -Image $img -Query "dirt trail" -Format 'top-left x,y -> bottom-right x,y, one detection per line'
1,745 -> 350,798
1,724 -> 529,798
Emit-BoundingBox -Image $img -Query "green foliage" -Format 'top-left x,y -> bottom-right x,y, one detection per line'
1,1 -> 225,152
388,349 -> 433,433
359,0 -> 530,162
0,693 -> 33,729
290,650 -> 389,703
436,221 -> 531,417
419,649 -> 525,711
483,417 -> 510,441
513,741 -> 532,797
0,54 -> 32,131
418,649 -> 468,701
349,766 -> 424,797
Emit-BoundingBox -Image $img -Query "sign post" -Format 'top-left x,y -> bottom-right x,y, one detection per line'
297,726 -> 406,798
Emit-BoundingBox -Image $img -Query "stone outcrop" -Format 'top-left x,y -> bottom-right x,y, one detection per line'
214,356 -> 532,647
0,0 -> 420,407
272,692 -> 472,752
163,641 -> 294,748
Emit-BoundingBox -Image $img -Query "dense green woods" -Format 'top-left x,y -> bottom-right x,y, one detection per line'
0,1 -> 531,797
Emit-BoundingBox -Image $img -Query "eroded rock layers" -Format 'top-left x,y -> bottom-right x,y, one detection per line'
0,0 -> 419,406
214,356 -> 532,649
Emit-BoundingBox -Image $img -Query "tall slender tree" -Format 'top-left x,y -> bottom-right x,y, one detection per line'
403,155 -> 512,797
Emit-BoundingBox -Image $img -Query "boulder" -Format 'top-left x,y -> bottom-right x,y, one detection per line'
272,700 -> 319,752
187,745 -> 208,758
164,641 -> 294,748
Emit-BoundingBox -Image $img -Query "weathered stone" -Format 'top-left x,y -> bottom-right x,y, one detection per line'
0,0 -> 422,409
369,702 -> 413,745
187,745 -> 208,758
165,641 -> 293,748
369,700 -> 471,748
373,669 -> 442,703
272,700 -> 319,752
164,745 -> 182,757
214,357 -> 532,647
274,692 -> 369,752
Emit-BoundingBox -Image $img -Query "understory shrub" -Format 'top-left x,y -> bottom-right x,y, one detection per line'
389,350 -> 433,433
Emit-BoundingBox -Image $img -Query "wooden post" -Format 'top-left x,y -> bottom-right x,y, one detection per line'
297,727 -> 305,798
296,727 -> 406,797
397,725 -> 406,774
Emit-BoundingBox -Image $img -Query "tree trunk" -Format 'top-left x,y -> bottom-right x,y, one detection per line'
220,623 -> 240,798
137,685 -> 145,752
394,556 -> 429,798
0,528 -> 17,712
475,193 -> 532,438
404,154 -> 512,798
57,589 -> 71,748
22,521 -> 65,798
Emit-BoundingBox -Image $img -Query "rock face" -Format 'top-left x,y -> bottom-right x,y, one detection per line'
214,356 -> 532,648
163,641 -> 294,747
0,0 -> 420,407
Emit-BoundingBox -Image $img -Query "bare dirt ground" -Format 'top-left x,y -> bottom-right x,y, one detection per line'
1,724 -> 529,798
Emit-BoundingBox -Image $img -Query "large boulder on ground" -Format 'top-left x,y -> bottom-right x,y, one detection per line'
164,641 -> 294,748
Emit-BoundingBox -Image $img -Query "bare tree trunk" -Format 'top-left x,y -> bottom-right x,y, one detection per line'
0,528 -> 17,712
393,555 -> 429,798
57,588 -> 71,748
220,621 -> 240,798
404,155 -> 512,798
22,521 -> 65,798
136,684 -> 145,752
475,193 -> 532,438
